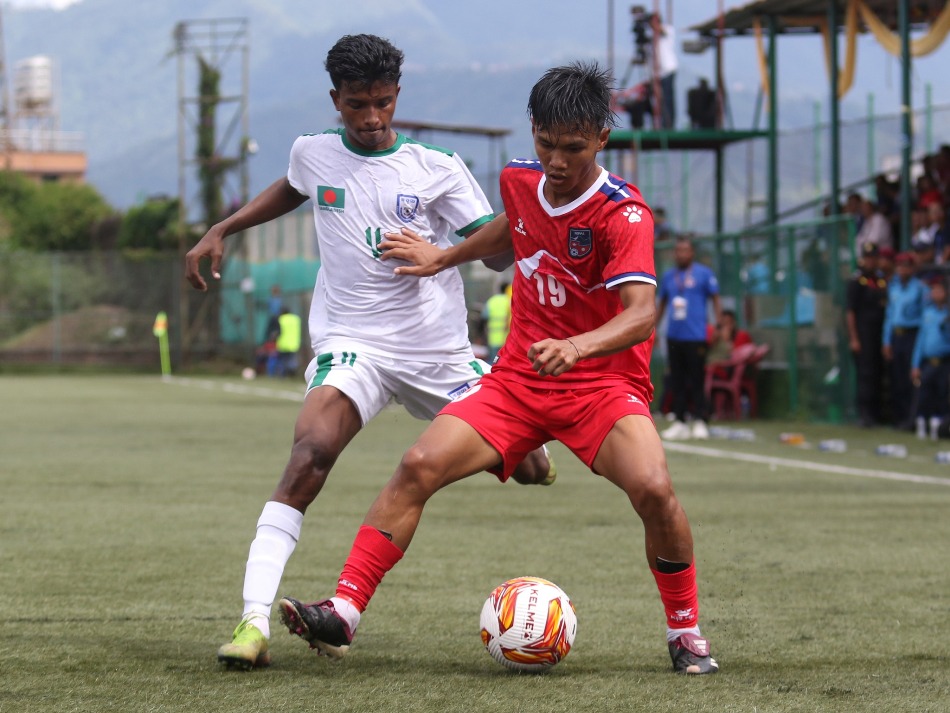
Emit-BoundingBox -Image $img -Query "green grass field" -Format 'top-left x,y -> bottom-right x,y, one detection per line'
2,375 -> 948,713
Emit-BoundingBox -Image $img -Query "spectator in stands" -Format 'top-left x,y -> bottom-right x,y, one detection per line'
847,242 -> 888,427
878,246 -> 896,282
687,78 -> 717,129
874,174 -> 899,226
883,252 -> 926,430
844,192 -> 865,233
657,237 -> 721,440
911,205 -> 932,252
653,206 -> 674,242
743,252 -> 770,295
855,198 -> 893,254
706,309 -> 752,374
844,193 -> 864,230
927,202 -> 948,263
935,144 -> 950,190
911,276 -> 950,440
916,174 -> 942,211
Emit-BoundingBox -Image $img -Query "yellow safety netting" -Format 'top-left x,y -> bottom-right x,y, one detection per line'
753,17 -> 770,101
753,0 -> 950,102
821,0 -> 858,98
857,0 -> 950,57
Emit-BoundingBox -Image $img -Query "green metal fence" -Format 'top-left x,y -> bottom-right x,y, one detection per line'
0,214 -> 858,422
654,214 -> 857,422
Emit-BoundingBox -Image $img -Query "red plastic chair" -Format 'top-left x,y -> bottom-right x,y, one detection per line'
704,343 -> 758,420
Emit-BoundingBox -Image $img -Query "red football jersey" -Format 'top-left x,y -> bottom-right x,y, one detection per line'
493,160 -> 657,398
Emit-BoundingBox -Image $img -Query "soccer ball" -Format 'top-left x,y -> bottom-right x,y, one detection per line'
241,367 -> 256,380
479,576 -> 577,672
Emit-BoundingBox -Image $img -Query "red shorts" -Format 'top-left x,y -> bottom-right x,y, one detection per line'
440,372 -> 654,481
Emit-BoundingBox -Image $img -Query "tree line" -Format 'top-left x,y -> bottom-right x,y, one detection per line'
0,171 -> 189,253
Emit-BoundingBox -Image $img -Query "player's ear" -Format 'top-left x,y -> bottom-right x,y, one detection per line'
597,127 -> 610,150
330,88 -> 341,110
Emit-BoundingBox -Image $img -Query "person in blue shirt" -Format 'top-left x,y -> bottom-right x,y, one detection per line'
910,276 -> 950,440
657,237 -> 722,440
882,252 -> 926,430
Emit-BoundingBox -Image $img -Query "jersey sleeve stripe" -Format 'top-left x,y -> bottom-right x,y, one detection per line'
505,158 -> 544,171
456,214 -> 495,237
606,272 -> 657,289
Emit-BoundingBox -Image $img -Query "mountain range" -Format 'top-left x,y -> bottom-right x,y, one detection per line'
6,0 -> 938,224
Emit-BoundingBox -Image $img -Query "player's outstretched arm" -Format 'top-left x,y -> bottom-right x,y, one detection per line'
380,213 -> 514,277
185,177 -> 307,291
530,282 -> 656,376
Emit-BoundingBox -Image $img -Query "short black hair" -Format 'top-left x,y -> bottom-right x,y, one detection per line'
528,61 -> 617,135
325,34 -> 404,90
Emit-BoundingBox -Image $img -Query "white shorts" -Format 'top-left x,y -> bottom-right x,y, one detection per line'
303,347 -> 491,426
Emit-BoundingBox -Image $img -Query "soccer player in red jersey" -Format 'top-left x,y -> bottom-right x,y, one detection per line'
277,62 -> 718,675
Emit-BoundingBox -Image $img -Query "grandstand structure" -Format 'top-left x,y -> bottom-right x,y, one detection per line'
602,0 -> 950,421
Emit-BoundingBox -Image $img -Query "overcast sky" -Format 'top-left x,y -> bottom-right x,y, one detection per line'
11,0 -> 950,120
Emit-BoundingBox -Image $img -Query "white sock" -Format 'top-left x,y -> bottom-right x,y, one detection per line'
329,596 -> 361,632
242,501 -> 304,638
667,625 -> 702,643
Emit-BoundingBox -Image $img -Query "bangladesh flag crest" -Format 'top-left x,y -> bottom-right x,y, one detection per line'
318,185 -> 345,213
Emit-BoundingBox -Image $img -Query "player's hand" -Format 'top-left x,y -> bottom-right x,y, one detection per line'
528,338 -> 582,377
849,336 -> 861,354
184,228 -> 225,291
379,228 -> 446,276
911,367 -> 921,387
882,344 -> 893,361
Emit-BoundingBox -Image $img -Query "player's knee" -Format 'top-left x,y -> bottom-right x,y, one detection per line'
393,444 -> 443,500
275,437 -> 338,507
287,435 -> 338,476
628,466 -> 677,520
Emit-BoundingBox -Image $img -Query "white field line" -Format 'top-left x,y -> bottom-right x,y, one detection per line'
663,441 -> 950,487
161,375 -> 305,402
162,377 -> 950,488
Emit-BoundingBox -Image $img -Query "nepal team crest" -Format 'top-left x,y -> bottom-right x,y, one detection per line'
396,194 -> 420,223
568,227 -> 593,258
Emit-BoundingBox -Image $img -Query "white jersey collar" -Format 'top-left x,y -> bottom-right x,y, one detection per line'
537,167 -> 607,217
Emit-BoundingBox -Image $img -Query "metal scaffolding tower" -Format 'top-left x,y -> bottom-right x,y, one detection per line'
171,17 -> 250,359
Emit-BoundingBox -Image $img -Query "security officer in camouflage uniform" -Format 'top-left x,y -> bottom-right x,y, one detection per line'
846,243 -> 888,427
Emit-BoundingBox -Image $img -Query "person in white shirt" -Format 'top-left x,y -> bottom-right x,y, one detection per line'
650,14 -> 678,129
855,199 -> 893,254
184,33 -> 555,671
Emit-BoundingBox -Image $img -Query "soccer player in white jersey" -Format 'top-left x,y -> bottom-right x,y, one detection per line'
184,34 -> 554,670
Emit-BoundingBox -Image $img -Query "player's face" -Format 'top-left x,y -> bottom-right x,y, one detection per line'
331,80 -> 400,152
532,123 -> 610,205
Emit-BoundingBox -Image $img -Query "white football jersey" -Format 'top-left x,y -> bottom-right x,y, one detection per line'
287,130 -> 493,362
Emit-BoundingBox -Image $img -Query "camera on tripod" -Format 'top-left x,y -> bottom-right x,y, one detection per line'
630,5 -> 654,65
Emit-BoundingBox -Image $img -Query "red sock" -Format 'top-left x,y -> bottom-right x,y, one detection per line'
335,526 -> 404,612
650,561 -> 699,629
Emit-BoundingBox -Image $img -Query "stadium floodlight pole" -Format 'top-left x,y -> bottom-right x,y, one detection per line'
899,0 -> 912,252
828,0 -> 840,220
